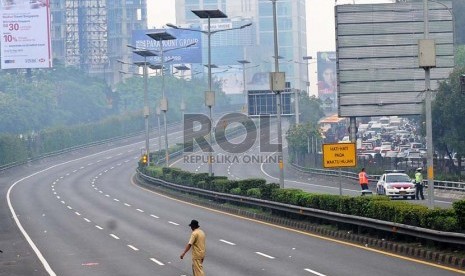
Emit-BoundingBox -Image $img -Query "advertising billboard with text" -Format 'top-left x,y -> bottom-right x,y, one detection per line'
0,0 -> 52,69
132,28 -> 202,64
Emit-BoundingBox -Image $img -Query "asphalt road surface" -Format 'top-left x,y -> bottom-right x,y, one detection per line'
3,121 -> 464,275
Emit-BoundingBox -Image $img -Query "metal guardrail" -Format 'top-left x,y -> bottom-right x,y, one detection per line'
137,170 -> 465,245
290,163 -> 465,192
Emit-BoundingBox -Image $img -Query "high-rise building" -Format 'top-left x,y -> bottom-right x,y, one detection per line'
174,0 -> 308,92
50,0 -> 147,85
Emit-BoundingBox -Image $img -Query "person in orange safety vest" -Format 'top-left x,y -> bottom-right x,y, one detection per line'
358,167 -> 369,192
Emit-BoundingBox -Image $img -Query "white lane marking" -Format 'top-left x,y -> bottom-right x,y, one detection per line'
255,252 -> 275,259
219,239 -> 236,245
73,170 -> 78,173
113,198 -> 120,202
150,214 -> 159,219
75,212 -> 81,216
99,191 -> 103,194
110,234 -> 120,240
60,201 -> 65,204
168,221 -> 179,226
127,245 -> 139,251
136,209 -> 144,213
5,128 -> 186,276
105,194 -> 110,197
84,218 -> 91,223
124,203 -> 131,207
150,258 -> 165,266
7,178 -> 57,275
304,268 -> 327,276
95,225 -> 103,230
66,173 -> 70,176
87,163 -> 94,166
56,196 -> 60,199
67,206 -> 73,210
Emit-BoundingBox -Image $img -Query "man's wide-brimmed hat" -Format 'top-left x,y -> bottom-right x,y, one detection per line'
189,220 -> 199,228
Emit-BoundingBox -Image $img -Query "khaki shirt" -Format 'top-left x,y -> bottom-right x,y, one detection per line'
188,228 -> 206,260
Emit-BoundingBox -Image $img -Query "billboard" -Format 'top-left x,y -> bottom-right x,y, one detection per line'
0,0 -> 52,69
132,29 -> 202,64
335,1 -> 454,117
247,73 -> 293,116
317,51 -> 337,110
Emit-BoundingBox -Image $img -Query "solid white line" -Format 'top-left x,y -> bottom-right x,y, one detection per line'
127,245 -> 139,251
304,268 -> 327,276
7,177 -> 57,275
95,225 -> 103,230
124,203 -> 131,207
110,234 -> 120,240
150,258 -> 165,266
150,214 -> 159,219
5,128 -> 184,276
219,239 -> 236,245
255,252 -> 275,259
168,221 -> 179,226
136,209 -> 144,213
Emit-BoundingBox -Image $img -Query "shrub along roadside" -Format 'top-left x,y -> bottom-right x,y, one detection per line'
139,163 -> 464,233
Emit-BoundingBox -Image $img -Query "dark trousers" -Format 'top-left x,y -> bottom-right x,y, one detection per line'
415,183 -> 424,200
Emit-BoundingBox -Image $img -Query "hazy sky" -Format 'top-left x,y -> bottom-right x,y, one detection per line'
146,0 -> 394,94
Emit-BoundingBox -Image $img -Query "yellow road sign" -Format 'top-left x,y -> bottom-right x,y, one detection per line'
322,143 -> 357,168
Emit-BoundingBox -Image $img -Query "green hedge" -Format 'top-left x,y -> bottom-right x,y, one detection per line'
141,155 -> 465,233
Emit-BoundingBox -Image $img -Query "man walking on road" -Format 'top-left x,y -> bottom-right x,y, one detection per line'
180,219 -> 206,276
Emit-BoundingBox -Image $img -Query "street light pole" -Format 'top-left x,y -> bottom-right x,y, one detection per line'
167,11 -> 252,177
175,65 -> 190,127
421,0 -> 435,207
271,0 -> 285,188
303,56 -> 313,96
237,59 -> 251,112
146,32 -> 177,167
120,50 -> 157,165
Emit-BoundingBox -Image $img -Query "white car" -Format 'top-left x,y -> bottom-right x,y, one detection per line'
376,171 -> 415,199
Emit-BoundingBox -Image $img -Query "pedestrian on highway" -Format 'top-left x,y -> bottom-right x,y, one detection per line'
180,219 -> 206,276
414,168 -> 425,200
359,167 -> 369,195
